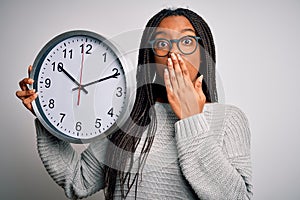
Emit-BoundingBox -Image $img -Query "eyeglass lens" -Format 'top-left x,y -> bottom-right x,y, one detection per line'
153,36 -> 198,56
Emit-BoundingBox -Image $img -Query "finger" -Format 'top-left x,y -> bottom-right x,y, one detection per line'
16,89 -> 36,100
28,65 -> 32,77
164,68 -> 173,93
195,75 -> 206,103
170,53 -> 184,85
167,57 -> 178,90
19,78 -> 34,91
177,54 -> 191,85
194,75 -> 204,94
22,93 -> 38,110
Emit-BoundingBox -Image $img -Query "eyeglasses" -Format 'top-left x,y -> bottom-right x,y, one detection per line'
149,35 -> 201,57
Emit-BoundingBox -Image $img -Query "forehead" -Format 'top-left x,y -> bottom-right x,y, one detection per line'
155,16 -> 195,35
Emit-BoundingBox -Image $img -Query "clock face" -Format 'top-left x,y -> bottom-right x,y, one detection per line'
31,31 -> 128,143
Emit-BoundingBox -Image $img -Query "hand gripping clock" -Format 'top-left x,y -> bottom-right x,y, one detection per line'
30,30 -> 134,143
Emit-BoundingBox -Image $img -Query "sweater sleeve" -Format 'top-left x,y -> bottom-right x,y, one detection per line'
35,119 -> 107,199
175,104 -> 253,200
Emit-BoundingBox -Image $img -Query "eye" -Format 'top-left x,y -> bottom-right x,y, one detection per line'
180,37 -> 194,46
155,39 -> 170,49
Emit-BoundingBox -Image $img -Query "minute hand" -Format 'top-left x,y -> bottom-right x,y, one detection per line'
72,71 -> 120,91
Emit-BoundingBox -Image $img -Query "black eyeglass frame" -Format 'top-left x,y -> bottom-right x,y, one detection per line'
149,35 -> 201,57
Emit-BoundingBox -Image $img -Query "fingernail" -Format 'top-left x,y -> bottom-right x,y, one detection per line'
199,75 -> 203,82
171,53 -> 176,59
177,54 -> 182,60
167,58 -> 172,65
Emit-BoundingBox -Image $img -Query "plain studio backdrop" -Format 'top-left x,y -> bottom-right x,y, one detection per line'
1,0 -> 299,199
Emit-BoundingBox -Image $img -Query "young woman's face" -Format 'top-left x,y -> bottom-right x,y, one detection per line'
153,15 -> 201,83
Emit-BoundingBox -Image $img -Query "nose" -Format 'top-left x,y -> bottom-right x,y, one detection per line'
168,41 -> 181,55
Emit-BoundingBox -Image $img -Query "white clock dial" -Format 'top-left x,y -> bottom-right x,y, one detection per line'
31,31 -> 129,143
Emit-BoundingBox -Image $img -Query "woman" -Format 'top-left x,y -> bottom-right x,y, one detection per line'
16,8 -> 253,200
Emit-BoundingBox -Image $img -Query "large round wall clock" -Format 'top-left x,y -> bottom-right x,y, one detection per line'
30,30 -> 133,143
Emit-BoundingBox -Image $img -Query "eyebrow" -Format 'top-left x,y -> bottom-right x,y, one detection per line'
153,28 -> 196,38
181,28 -> 196,33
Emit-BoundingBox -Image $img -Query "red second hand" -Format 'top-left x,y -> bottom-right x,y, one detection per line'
77,43 -> 85,106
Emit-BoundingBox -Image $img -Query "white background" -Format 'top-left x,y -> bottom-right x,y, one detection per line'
1,0 -> 299,199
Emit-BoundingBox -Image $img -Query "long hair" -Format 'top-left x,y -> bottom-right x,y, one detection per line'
104,7 -> 218,199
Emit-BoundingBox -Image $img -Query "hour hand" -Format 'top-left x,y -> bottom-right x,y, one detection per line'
61,68 -> 88,94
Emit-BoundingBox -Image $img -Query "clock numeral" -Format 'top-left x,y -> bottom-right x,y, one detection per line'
63,48 -> 73,59
112,68 -> 119,75
59,113 -> 66,123
48,99 -> 55,109
75,122 -> 82,131
45,78 -> 51,88
80,44 -> 92,54
95,118 -> 102,128
116,87 -> 123,97
108,108 -> 114,117
103,52 -> 107,62
52,62 -> 63,72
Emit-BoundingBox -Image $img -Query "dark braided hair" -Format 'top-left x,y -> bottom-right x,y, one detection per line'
104,7 -> 218,199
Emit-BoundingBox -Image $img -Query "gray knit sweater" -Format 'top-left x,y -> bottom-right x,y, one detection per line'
35,102 -> 253,199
